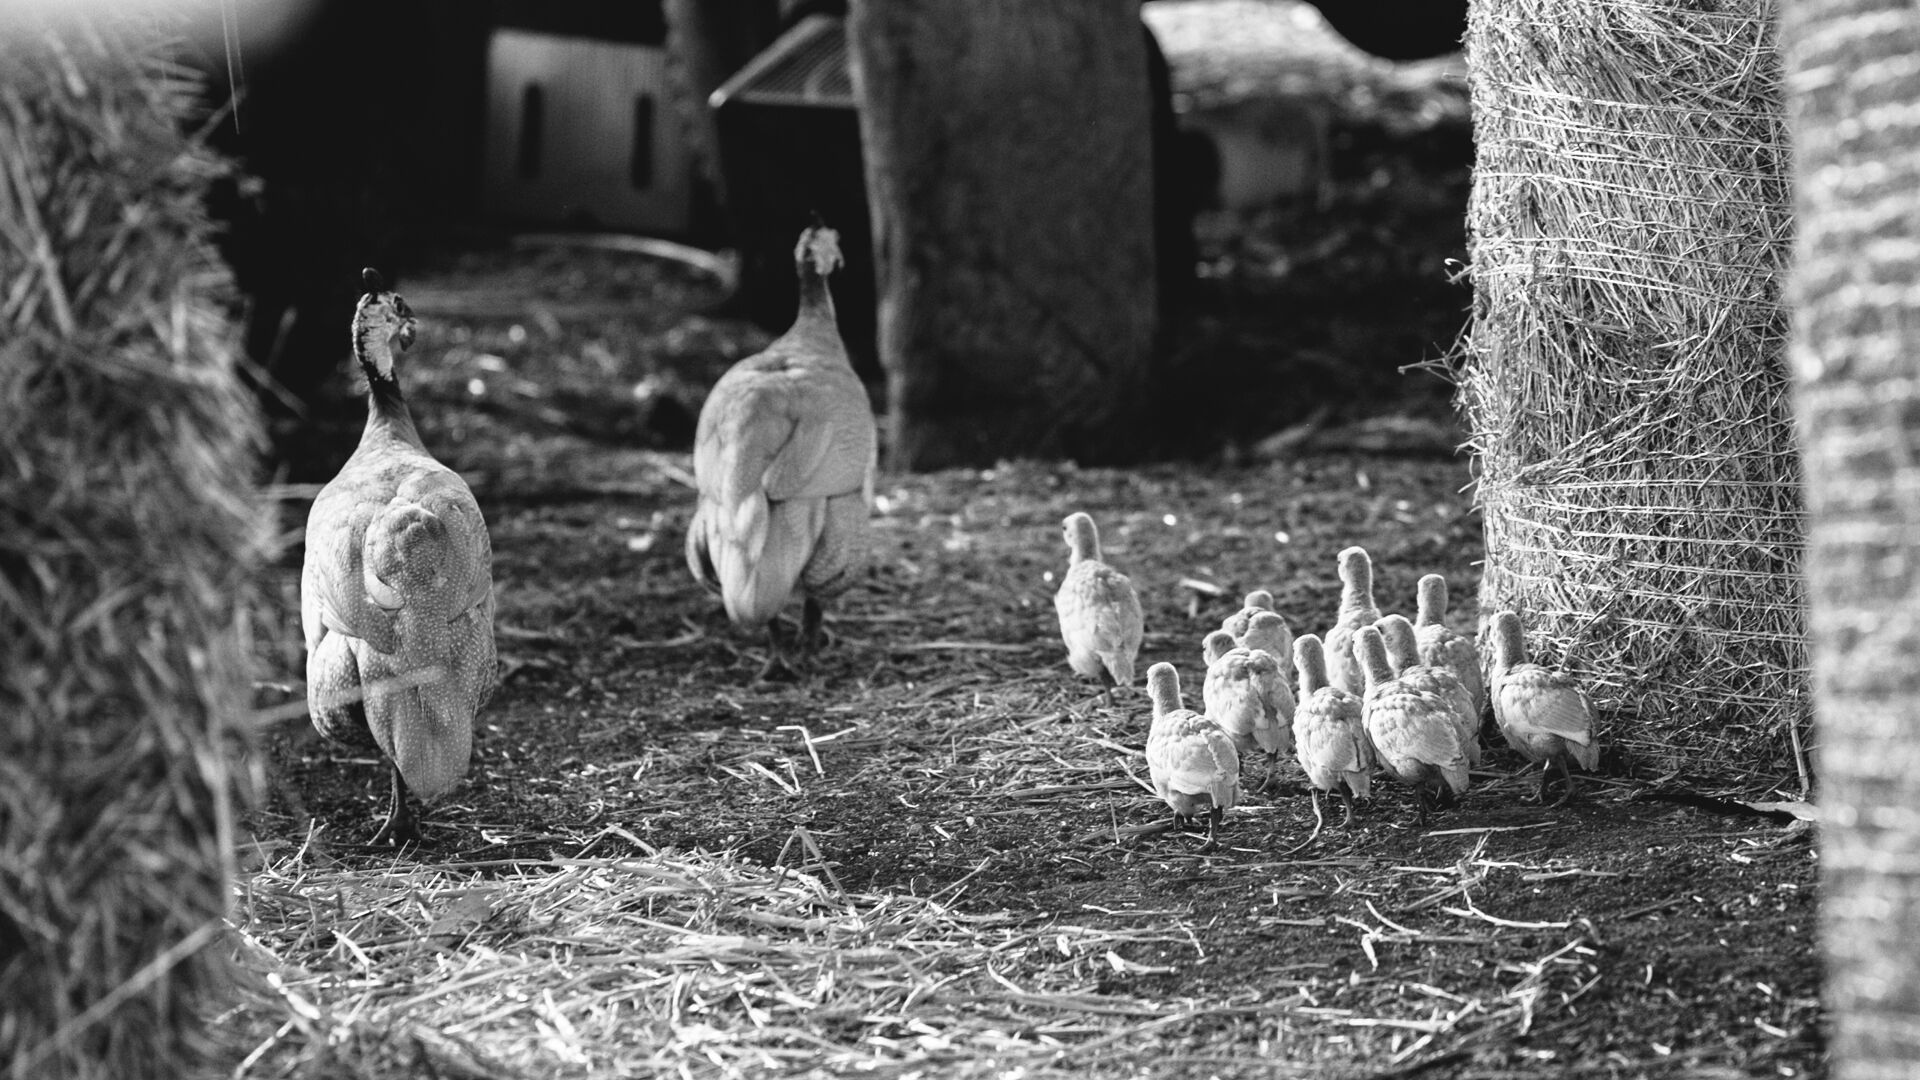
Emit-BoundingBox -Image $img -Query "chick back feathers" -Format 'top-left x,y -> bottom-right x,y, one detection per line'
1055,559 -> 1144,685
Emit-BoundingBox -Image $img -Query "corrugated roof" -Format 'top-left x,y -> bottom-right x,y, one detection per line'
709,14 -> 854,110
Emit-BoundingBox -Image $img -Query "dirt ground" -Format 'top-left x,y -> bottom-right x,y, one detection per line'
239,112 -> 1823,1078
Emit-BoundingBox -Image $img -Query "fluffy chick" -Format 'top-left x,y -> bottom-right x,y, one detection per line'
1487,611 -> 1600,805
1145,662 -> 1241,851
1323,546 -> 1383,695
1054,512 -> 1145,691
1377,613 -> 1481,767
1291,634 -> 1372,827
1201,629 -> 1295,790
1220,589 -> 1275,639
1356,624 -> 1469,823
1413,574 -> 1487,720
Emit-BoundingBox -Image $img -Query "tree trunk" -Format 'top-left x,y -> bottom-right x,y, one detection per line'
847,0 -> 1157,469
663,0 -> 781,238
1783,2 -> 1920,1076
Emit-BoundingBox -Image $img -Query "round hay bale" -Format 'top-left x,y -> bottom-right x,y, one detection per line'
0,13 -> 270,1079
1456,0 -> 1804,774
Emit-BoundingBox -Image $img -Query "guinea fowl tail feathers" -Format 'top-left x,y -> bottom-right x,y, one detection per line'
713,493 -> 821,630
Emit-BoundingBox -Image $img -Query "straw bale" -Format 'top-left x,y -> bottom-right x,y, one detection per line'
1456,0 -> 1803,774
0,13 -> 270,1079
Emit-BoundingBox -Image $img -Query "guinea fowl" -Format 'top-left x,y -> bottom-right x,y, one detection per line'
687,224 -> 878,679
1054,512 -> 1145,691
303,269 -> 497,846
1377,614 -> 1480,767
1144,662 -> 1241,852
1323,546 -> 1383,695
1201,629 -> 1294,790
1487,611 -> 1600,805
1356,625 -> 1468,823
1237,609 -> 1296,670
1220,589 -> 1275,639
1413,573 -> 1486,719
1291,634 -> 1372,828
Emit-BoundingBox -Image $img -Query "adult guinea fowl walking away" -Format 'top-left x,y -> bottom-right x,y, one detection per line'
302,269 -> 497,845
687,224 -> 878,679
1054,512 -> 1145,690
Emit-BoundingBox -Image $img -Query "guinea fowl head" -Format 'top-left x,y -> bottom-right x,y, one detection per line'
794,223 -> 844,279
1377,614 -> 1419,673
1202,630 -> 1236,666
352,268 -> 417,380
1488,611 -> 1527,668
1354,625 -> 1393,691
1242,611 -> 1291,656
1336,546 -> 1374,595
1061,512 -> 1101,562
1145,662 -> 1183,717
1294,634 -> 1328,695
1415,574 -> 1450,626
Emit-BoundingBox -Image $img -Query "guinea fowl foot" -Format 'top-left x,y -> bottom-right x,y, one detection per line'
799,597 -> 831,656
755,624 -> 803,682
1338,787 -> 1356,829
1546,761 -> 1578,807
366,765 -> 421,847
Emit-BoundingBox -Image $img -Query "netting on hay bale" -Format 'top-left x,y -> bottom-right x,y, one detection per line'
1456,0 -> 1803,775
0,14 -> 270,1079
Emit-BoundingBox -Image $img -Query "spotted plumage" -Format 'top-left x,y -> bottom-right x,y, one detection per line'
687,225 -> 877,679
303,269 -> 496,846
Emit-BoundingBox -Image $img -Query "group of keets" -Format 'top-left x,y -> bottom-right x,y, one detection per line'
296,224 -> 1597,851
1056,512 -> 1602,851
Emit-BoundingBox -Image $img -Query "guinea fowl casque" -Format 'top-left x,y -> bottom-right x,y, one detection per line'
1487,610 -> 1601,805
1291,633 -> 1373,828
1144,662 -> 1241,852
1413,573 -> 1486,720
1054,512 -> 1144,691
1377,613 -> 1481,768
1201,629 -> 1294,790
1323,546 -> 1383,695
302,269 -> 497,846
687,224 -> 878,679
1356,624 -> 1468,823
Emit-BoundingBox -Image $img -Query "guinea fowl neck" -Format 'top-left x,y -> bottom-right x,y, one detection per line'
356,334 -> 424,446
791,264 -> 845,352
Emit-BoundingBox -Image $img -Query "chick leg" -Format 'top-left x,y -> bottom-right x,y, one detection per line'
1259,752 -> 1280,794
1547,759 -> 1577,808
367,763 -> 420,847
1338,785 -> 1356,828
1197,807 -> 1222,854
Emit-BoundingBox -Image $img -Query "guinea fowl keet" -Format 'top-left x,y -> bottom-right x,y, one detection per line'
1377,613 -> 1481,768
1237,609 -> 1296,674
302,269 -> 497,846
1144,662 -> 1241,852
686,224 -> 878,679
1291,634 -> 1372,828
1323,546 -> 1383,695
1220,589 -> 1275,639
1201,629 -> 1294,790
1413,573 -> 1487,720
1054,512 -> 1145,692
1356,624 -> 1468,823
1487,611 -> 1600,805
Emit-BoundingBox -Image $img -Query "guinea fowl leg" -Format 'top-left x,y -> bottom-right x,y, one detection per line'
1547,759 -> 1577,807
367,763 -> 420,847
1197,807 -> 1223,854
1338,785 -> 1356,828
800,596 -> 828,656
757,622 -> 799,682
1259,752 -> 1279,794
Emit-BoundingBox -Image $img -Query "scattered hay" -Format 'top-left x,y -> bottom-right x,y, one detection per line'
0,12 -> 270,1079
1454,0 -> 1803,777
